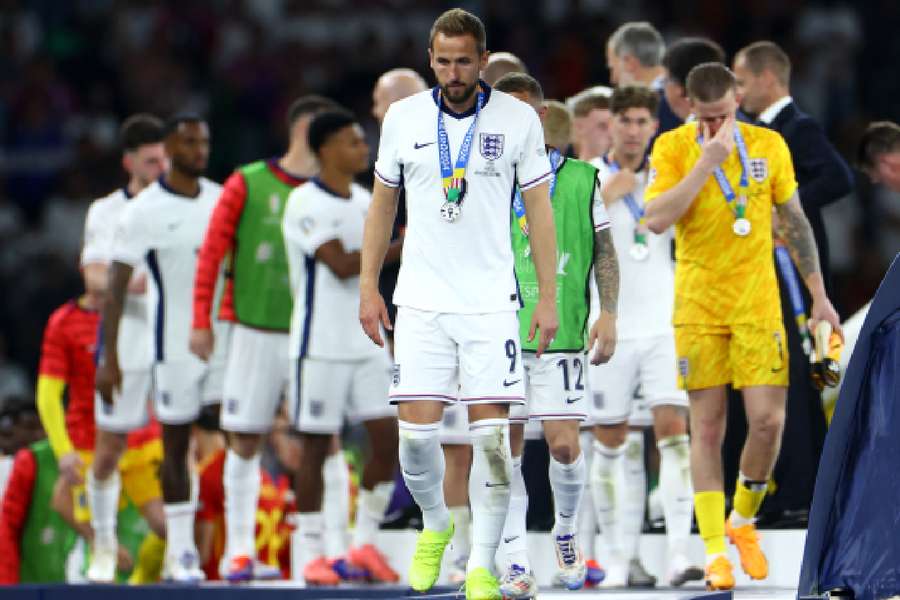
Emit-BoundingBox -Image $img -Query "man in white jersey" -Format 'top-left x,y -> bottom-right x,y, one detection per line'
588,86 -> 701,588
491,75 -> 619,598
80,114 -> 168,582
373,67 -> 474,584
96,115 -> 228,582
282,109 -> 402,587
360,9 -> 558,600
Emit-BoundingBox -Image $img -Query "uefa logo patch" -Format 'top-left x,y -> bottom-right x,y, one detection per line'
480,133 -> 504,161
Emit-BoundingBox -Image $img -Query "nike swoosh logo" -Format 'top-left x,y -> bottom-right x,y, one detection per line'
402,470 -> 426,477
503,536 -> 519,544
503,379 -> 521,387
566,396 -> 582,404
559,512 -> 574,519
485,482 -> 510,488
414,141 -> 435,149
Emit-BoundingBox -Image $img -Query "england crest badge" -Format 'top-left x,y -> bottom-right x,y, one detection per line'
749,158 -> 768,182
480,133 -> 504,161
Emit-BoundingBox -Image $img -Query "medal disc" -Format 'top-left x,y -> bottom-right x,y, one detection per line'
440,202 -> 461,222
733,218 -> 751,237
629,243 -> 649,261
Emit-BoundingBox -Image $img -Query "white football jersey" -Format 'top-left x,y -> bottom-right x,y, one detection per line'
374,85 -> 552,314
590,157 -> 675,340
283,179 -> 380,361
82,188 -> 152,370
112,177 -> 228,363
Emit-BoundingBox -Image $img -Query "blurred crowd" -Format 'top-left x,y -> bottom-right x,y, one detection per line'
0,0 -> 898,410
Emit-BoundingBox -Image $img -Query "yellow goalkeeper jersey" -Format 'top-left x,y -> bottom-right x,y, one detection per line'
645,121 -> 798,326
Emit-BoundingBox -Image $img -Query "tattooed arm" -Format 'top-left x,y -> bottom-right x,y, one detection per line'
775,193 -> 842,337
589,227 -> 619,365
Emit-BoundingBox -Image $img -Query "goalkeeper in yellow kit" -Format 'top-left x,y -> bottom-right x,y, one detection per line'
643,63 -> 842,590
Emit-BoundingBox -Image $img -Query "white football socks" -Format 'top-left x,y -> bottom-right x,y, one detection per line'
353,480 -> 394,548
398,420 -> 450,532
87,469 -> 120,549
449,505 -> 472,564
549,452 -> 586,536
620,431 -> 646,561
591,439 -> 624,557
467,419 -> 512,572
657,434 -> 693,558
164,500 -> 198,559
322,450 -> 350,558
296,511 -> 325,566
223,449 -> 260,559
499,455 -> 529,570
577,431 -> 598,560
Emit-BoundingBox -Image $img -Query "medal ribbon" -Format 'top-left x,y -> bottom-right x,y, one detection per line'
774,245 -> 812,354
438,90 -> 484,204
512,147 -> 561,236
698,125 -> 751,220
606,155 -> 648,245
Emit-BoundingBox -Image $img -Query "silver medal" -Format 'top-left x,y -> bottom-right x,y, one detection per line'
629,243 -> 649,261
440,202 -> 461,222
733,218 -> 751,237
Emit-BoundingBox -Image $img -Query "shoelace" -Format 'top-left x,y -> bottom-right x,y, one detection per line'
502,563 -> 527,583
556,535 -> 578,566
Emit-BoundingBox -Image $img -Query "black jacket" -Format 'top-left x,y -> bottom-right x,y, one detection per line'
764,101 -> 854,290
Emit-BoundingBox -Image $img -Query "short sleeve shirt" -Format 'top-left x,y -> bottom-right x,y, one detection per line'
374,84 -> 552,314
645,121 -> 798,325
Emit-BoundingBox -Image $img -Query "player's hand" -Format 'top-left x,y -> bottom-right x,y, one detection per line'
190,328 -> 215,361
95,359 -> 121,405
588,311 -> 617,365
809,294 -> 844,342
116,545 -> 134,573
528,297 -> 559,357
58,451 -> 84,486
360,286 -> 391,347
601,169 -> 638,204
699,117 -> 735,168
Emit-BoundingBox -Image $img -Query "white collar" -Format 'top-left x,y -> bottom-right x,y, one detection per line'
758,96 -> 793,124
651,74 -> 666,92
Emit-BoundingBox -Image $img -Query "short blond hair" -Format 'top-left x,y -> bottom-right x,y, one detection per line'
542,100 -> 572,151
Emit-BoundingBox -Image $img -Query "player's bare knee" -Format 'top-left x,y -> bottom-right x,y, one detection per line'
549,440 -> 579,464
748,411 -> 785,444
693,417 -> 726,449
594,423 -> 628,448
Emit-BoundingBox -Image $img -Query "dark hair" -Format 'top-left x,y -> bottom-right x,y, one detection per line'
493,72 -> 544,103
430,8 -> 486,54
119,113 -> 164,152
736,41 -> 791,87
163,113 -> 204,137
857,121 -> 900,170
686,62 -> 737,102
308,109 -> 358,156
610,85 -> 659,115
663,37 -> 726,88
287,95 -> 339,128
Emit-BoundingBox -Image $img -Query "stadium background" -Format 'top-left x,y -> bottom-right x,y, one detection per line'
0,0 -> 898,525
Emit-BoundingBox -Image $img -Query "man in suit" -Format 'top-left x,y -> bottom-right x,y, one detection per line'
734,41 -> 854,291
731,41 -> 854,525
662,38 -> 725,123
606,22 -> 681,135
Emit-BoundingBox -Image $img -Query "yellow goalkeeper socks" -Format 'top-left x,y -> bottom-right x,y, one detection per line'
695,490 -> 726,560
730,472 -> 767,527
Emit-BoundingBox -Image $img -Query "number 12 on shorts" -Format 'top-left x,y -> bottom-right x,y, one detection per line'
557,357 -> 584,391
